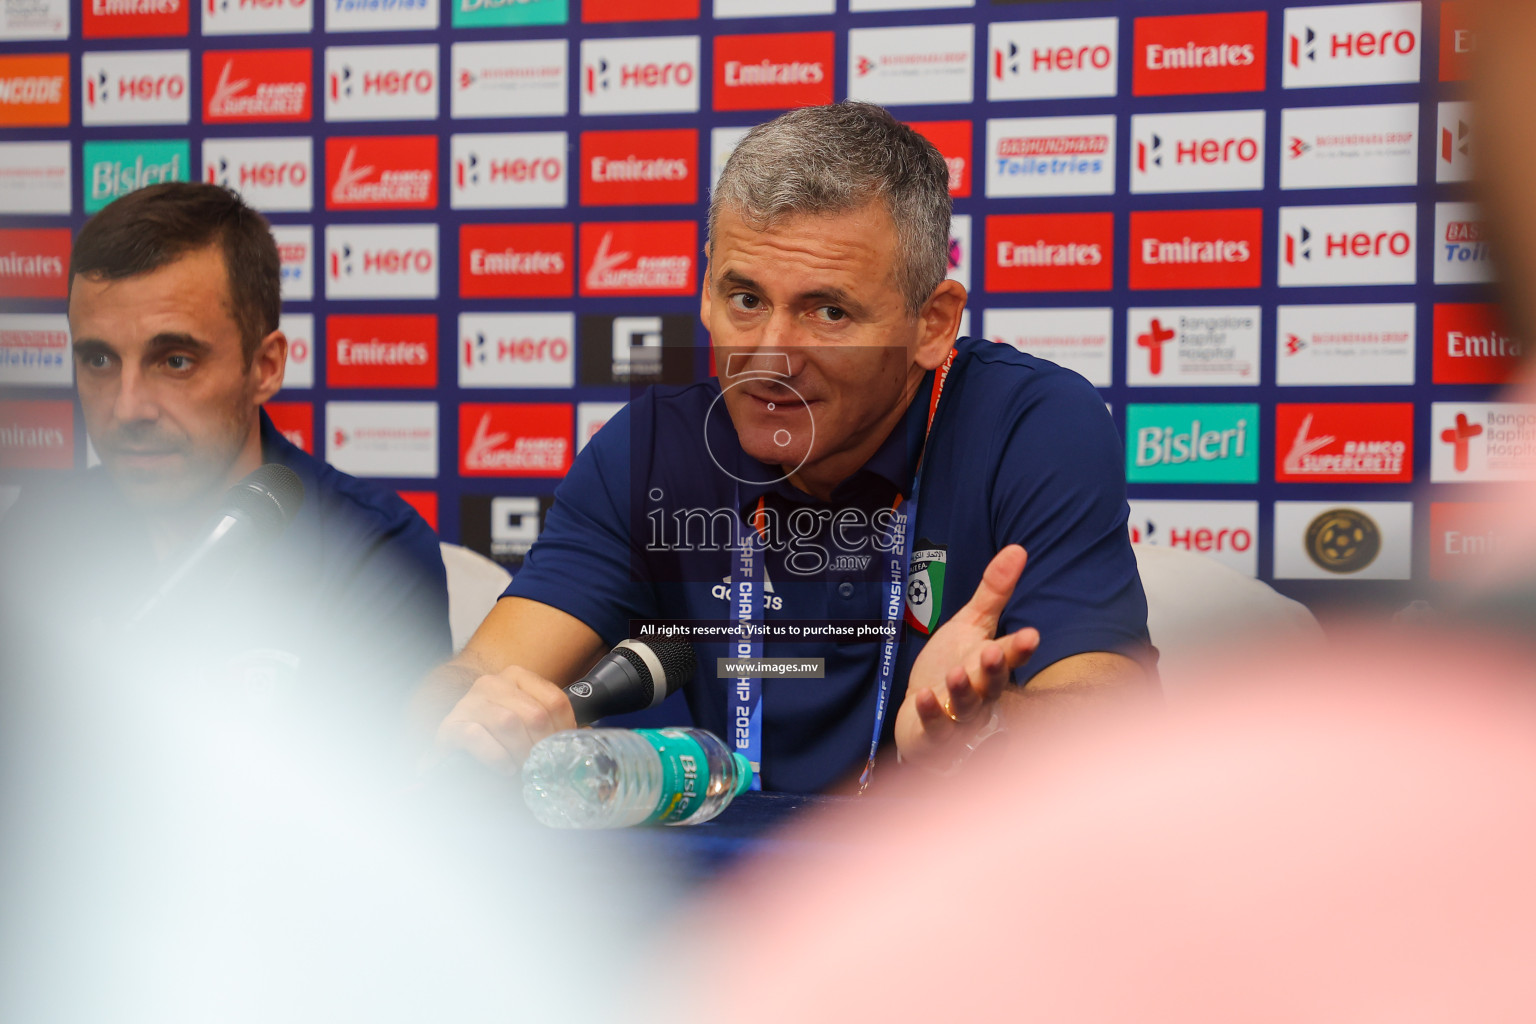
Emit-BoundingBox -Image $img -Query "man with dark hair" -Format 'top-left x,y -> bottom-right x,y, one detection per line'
0,182 -> 449,710
417,103 -> 1152,793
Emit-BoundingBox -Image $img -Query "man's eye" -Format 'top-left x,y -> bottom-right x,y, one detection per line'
165,355 -> 193,371
729,293 -> 761,312
81,353 -> 112,370
817,306 -> 847,322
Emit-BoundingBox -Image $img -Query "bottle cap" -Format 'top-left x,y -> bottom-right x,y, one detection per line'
731,752 -> 754,796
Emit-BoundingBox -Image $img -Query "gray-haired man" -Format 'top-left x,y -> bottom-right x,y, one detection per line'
417,102 -> 1152,793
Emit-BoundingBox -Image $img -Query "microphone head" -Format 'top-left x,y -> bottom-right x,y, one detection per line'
611,639 -> 697,705
220,463 -> 304,542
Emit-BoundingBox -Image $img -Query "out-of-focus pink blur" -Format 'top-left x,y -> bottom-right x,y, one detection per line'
681,636 -> 1536,1022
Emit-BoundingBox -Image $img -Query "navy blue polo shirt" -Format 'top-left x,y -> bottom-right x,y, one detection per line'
505,336 -> 1150,793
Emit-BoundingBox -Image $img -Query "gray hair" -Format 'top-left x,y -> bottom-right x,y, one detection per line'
708,102 -> 953,317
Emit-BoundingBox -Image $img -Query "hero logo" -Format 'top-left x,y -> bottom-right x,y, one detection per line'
1126,499 -> 1258,576
988,17 -> 1118,101
1130,110 -> 1265,194
1129,209 -> 1261,291
203,50 -> 309,122
1132,12 -> 1267,96
986,213 -> 1113,293
459,313 -> 575,390
325,45 -> 438,122
82,50 -> 190,125
202,137 -> 312,213
460,403 -> 574,478
1435,203 -> 1493,285
1438,101 -> 1472,183
450,131 -> 566,210
326,136 -> 437,210
459,223 -> 572,299
1278,204 -> 1417,287
326,314 -> 436,389
714,32 -> 832,112
1284,2 -> 1422,89
580,221 -> 696,297
325,224 -> 438,300
580,36 -> 700,116
203,0 -> 311,37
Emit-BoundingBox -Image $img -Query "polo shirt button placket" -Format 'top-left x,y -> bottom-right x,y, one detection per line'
837,580 -> 855,599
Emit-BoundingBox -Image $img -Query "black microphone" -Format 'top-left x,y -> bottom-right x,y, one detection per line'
128,463 -> 305,626
563,639 -> 696,725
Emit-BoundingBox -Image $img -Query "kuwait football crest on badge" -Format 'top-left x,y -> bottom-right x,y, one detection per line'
904,542 -> 947,635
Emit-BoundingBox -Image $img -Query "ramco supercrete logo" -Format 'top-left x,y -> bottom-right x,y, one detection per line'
579,221 -> 695,297
1276,403 -> 1414,483
1130,109 -> 1264,194
203,49 -> 310,123
988,17 -> 1117,101
451,131 -> 567,209
459,403 -> 573,478
580,35 -> 699,116
325,44 -> 438,122
1284,1 -> 1422,89
326,136 -> 437,211
82,49 -> 190,125
985,115 -> 1115,198
1125,403 -> 1259,483
1132,12 -> 1266,96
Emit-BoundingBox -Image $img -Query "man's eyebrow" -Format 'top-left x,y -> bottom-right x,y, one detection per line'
716,269 -> 869,315
70,338 -> 113,358
144,332 -> 213,356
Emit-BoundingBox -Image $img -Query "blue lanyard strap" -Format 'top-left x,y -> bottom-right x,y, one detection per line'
728,349 -> 956,793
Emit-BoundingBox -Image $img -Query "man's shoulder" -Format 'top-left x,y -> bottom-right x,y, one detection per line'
951,335 -> 1105,412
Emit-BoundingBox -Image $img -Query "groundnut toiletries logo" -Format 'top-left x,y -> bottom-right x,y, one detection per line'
325,44 -> 438,121
713,32 -> 832,111
1132,11 -> 1266,95
1435,202 -> 1493,285
459,403 -> 573,478
0,55 -> 69,127
82,0 -> 187,38
0,314 -> 71,387
1129,209 -> 1261,290
82,49 -> 190,125
203,137 -> 311,213
0,228 -> 69,299
203,49 -> 310,123
579,221 -> 696,298
452,131 -> 567,209
325,224 -> 438,300
459,313 -> 574,389
459,223 -> 572,299
1433,304 -> 1521,385
1284,1 -> 1422,89
327,314 -> 437,389
1278,203 -> 1417,287
985,115 -> 1115,198
580,35 -> 700,116
1276,403 -> 1414,484
1130,109 -> 1264,193
985,213 -> 1113,292
326,136 -> 437,211
988,16 -> 1117,101
579,129 -> 694,207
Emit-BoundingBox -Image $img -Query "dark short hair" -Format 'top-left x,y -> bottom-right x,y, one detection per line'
69,182 -> 281,364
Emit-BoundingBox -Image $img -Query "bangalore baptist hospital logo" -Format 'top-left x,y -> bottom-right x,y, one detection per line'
1440,411 -> 1483,473
1137,317 -> 1176,376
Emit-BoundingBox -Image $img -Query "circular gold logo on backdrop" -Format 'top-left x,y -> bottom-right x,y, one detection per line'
1305,508 -> 1381,574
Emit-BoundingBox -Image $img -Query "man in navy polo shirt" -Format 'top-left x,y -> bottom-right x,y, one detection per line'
0,183 -> 449,707
421,103 -> 1150,792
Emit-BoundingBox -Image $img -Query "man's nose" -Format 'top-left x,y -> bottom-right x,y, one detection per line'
110,365 -> 161,425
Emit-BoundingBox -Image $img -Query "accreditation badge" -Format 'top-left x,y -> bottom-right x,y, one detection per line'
903,542 -> 947,636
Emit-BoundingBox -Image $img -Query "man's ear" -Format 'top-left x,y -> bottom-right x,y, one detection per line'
914,279 -> 967,371
699,255 -> 713,329
249,328 -> 287,405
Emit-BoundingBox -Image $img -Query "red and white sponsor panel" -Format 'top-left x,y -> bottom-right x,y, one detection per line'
1127,499 -> 1259,577
326,314 -> 437,389
459,223 -> 572,299
1277,203 -> 1417,287
579,221 -> 696,298
326,400 -> 438,478
325,224 -> 438,300
326,135 -> 438,211
580,35 -> 700,116
579,129 -> 694,207
1274,403 -> 1415,484
203,136 -> 313,212
1276,304 -> 1416,386
458,313 -> 576,390
577,401 -> 625,454
1129,109 -> 1265,194
1283,1 -> 1423,90
984,308 -> 1113,388
1437,100 -> 1473,184
325,44 -> 438,122
265,400 -> 313,454
1129,209 -> 1262,291
1131,11 -> 1267,97
459,403 -> 573,478
986,213 -> 1113,293
0,399 -> 73,471
1432,304 -> 1521,385
849,23 -> 974,107
986,114 -> 1116,198
203,49 -> 311,124
0,314 -> 71,388
1273,501 -> 1414,580
0,141 -> 71,215
1434,202 -> 1494,285
81,0 -> 188,39
910,120 -> 971,198
81,49 -> 190,126
1431,403 -> 1536,484
452,39 -> 567,120
1440,0 -> 1474,82
272,224 -> 313,302
0,228 -> 70,300
278,313 -> 314,390
1429,502 -> 1517,583
1279,102 -> 1418,190
1125,307 -> 1261,386
451,131 -> 567,210
988,17 -> 1118,101
713,32 -> 833,112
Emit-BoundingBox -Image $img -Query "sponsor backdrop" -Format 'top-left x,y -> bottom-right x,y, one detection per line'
0,0 -> 1514,613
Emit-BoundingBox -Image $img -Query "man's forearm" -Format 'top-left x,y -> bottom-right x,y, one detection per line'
994,652 -> 1152,734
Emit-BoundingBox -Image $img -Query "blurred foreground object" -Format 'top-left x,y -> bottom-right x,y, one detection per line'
680,640 -> 1536,1022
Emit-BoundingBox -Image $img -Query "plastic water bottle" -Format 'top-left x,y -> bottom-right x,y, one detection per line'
522,727 -> 754,829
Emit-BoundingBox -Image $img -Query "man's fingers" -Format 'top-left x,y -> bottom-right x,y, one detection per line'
505,667 -> 579,733
957,545 -> 1028,631
945,668 -> 985,722
913,686 -> 955,734
436,720 -> 517,776
999,627 -> 1040,670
